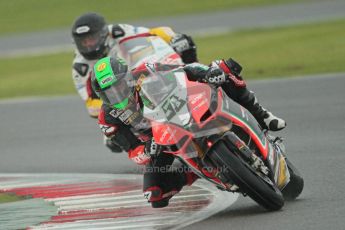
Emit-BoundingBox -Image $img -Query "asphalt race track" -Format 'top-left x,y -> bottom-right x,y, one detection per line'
1,0 -> 345,228
1,73 -> 345,229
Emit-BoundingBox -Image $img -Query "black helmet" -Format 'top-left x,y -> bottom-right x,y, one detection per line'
72,12 -> 109,60
92,57 -> 134,109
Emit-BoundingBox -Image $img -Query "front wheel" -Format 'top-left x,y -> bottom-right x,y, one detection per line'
208,141 -> 284,211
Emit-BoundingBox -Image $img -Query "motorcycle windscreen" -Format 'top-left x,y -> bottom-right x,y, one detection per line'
118,36 -> 176,68
140,71 -> 177,108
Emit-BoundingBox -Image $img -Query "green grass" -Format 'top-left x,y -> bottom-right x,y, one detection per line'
0,193 -> 23,203
0,19 -> 344,99
196,19 -> 345,79
0,0 -> 302,35
0,52 -> 74,98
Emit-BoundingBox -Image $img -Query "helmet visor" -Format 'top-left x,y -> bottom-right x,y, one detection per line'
74,26 -> 108,55
99,73 -> 134,109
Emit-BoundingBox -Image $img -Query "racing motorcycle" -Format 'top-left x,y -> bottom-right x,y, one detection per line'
117,33 -> 184,69
138,66 -> 304,211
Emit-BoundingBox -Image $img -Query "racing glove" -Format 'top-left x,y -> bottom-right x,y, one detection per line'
211,58 -> 243,77
110,24 -> 125,38
104,136 -> 123,153
170,33 -> 197,64
203,66 -> 227,86
207,58 -> 246,87
128,139 -> 162,165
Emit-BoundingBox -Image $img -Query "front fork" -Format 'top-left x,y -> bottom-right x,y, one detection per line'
222,132 -> 271,177
266,134 -> 291,190
197,132 -> 271,192
181,131 -> 290,192
210,131 -> 290,190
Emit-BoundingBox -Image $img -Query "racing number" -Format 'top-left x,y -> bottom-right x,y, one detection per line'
162,95 -> 186,120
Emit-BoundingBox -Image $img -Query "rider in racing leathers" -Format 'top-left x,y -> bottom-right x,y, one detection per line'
71,12 -> 197,118
91,56 -> 286,208
71,12 -> 198,152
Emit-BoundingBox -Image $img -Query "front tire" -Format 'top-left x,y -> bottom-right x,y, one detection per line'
208,141 -> 284,211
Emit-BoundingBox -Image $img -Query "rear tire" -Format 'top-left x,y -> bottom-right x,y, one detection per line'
208,141 -> 284,211
281,158 -> 304,200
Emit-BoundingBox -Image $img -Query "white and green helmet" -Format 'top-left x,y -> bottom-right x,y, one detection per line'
92,57 -> 133,109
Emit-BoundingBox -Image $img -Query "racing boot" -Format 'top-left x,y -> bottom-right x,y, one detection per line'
240,90 -> 286,131
143,169 -> 198,208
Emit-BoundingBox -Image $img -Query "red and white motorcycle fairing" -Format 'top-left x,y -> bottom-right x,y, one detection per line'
139,68 -> 291,210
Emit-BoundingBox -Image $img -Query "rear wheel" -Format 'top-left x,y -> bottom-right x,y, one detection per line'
208,141 -> 284,211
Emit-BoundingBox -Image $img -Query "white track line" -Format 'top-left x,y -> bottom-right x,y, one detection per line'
54,188 -> 205,206
1,174 -> 238,230
58,193 -> 211,211
46,190 -> 143,202
30,215 -> 179,230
